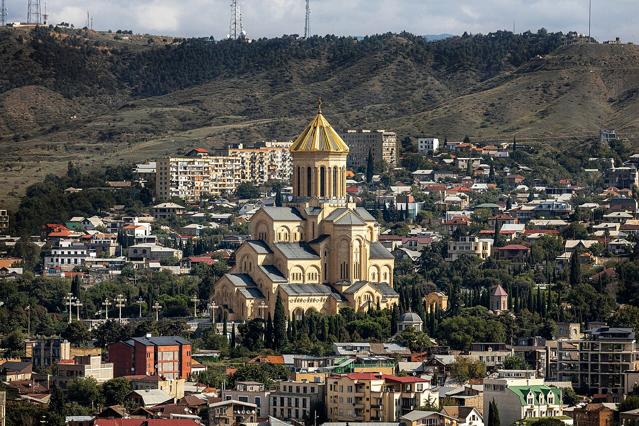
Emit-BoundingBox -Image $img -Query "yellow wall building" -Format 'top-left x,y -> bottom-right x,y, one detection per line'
213,108 -> 398,320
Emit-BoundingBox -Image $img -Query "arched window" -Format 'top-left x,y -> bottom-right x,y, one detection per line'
333,167 -> 338,196
297,167 -> 301,196
353,240 -> 361,280
320,166 -> 326,197
307,167 -> 312,196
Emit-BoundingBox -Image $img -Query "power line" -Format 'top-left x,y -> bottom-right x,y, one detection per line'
304,0 -> 311,38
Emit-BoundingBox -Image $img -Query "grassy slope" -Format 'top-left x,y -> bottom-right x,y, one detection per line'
2,35 -> 639,208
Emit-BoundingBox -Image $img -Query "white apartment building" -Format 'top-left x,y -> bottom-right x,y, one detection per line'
227,141 -> 293,185
55,355 -> 114,389
447,236 -> 493,261
483,373 -> 563,425
342,130 -> 398,169
417,137 -> 440,154
156,143 -> 293,202
44,240 -> 96,272
156,148 -> 241,202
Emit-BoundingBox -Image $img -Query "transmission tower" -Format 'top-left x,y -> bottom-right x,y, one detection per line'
304,0 -> 311,38
229,0 -> 244,40
1,0 -> 7,27
27,0 -> 41,24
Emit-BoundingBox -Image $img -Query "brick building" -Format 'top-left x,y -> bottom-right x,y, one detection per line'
108,336 -> 192,379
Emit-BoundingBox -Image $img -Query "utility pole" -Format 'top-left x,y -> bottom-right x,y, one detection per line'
1,0 -> 7,27
191,295 -> 199,318
115,294 -> 126,322
588,0 -> 592,43
65,293 -> 75,324
136,297 -> 145,318
152,302 -> 162,321
304,0 -> 311,38
102,298 -> 112,320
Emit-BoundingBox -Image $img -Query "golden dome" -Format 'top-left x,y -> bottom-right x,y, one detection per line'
290,107 -> 349,154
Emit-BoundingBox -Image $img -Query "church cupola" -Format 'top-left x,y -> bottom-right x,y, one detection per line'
290,101 -> 349,200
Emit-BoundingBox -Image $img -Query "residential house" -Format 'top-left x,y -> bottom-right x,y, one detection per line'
440,406 -> 484,426
270,380 -> 325,422
223,381 -> 271,417
55,356 -> 114,389
572,403 -> 615,426
483,373 -> 562,425
447,236 -> 493,261
209,400 -> 257,426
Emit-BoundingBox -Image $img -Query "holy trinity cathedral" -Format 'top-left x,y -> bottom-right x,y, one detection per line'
213,107 -> 399,320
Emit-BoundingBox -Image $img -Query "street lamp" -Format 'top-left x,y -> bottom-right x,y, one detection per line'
102,298 -> 112,320
152,302 -> 162,321
191,295 -> 199,318
64,293 -> 76,323
136,297 -> 145,318
74,299 -> 83,321
114,294 -> 126,322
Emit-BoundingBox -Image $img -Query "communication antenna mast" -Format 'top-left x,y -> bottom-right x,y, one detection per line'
42,0 -> 47,24
1,0 -> 7,26
229,0 -> 244,40
27,0 -> 41,24
304,0 -> 311,38
588,0 -> 592,43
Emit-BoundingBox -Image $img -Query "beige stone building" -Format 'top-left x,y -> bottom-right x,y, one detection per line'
213,109 -> 398,320
326,373 -> 431,422
55,355 -> 114,389
342,129 -> 398,169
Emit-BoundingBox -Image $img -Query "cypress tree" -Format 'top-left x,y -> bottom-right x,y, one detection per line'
274,293 -> 287,350
230,324 -> 236,348
222,311 -> 228,336
391,305 -> 400,335
569,250 -> 581,285
275,187 -> 283,207
265,312 -> 274,349
366,148 -> 374,184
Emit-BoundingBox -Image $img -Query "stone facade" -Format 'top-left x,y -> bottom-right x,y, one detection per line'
213,109 -> 398,320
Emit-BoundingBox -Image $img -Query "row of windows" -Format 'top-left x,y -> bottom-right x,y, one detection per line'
271,396 -> 308,408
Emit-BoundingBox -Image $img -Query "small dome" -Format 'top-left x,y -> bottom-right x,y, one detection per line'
400,312 -> 422,323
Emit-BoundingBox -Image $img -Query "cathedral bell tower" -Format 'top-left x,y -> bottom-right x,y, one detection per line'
289,100 -> 349,203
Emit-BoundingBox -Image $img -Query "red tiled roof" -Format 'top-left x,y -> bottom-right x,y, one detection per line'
188,256 -> 216,265
193,148 -> 208,153
94,420 -> 201,426
344,372 -> 384,380
382,374 -> 429,383
492,284 -> 508,296
496,244 -> 530,251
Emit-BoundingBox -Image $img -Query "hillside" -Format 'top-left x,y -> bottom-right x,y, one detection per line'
1,27 -> 638,207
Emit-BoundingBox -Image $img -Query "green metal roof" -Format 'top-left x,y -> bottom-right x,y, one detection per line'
508,385 -> 562,406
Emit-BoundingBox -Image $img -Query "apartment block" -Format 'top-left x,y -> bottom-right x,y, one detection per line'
28,337 -> 71,369
0,210 -> 8,233
108,336 -> 192,379
417,137 -> 440,154
342,130 -> 398,169
326,373 -> 430,422
43,240 -> 97,273
156,142 -> 292,202
605,166 -> 639,189
156,148 -> 241,201
556,327 -> 637,401
227,141 -> 293,185
270,380 -> 325,422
